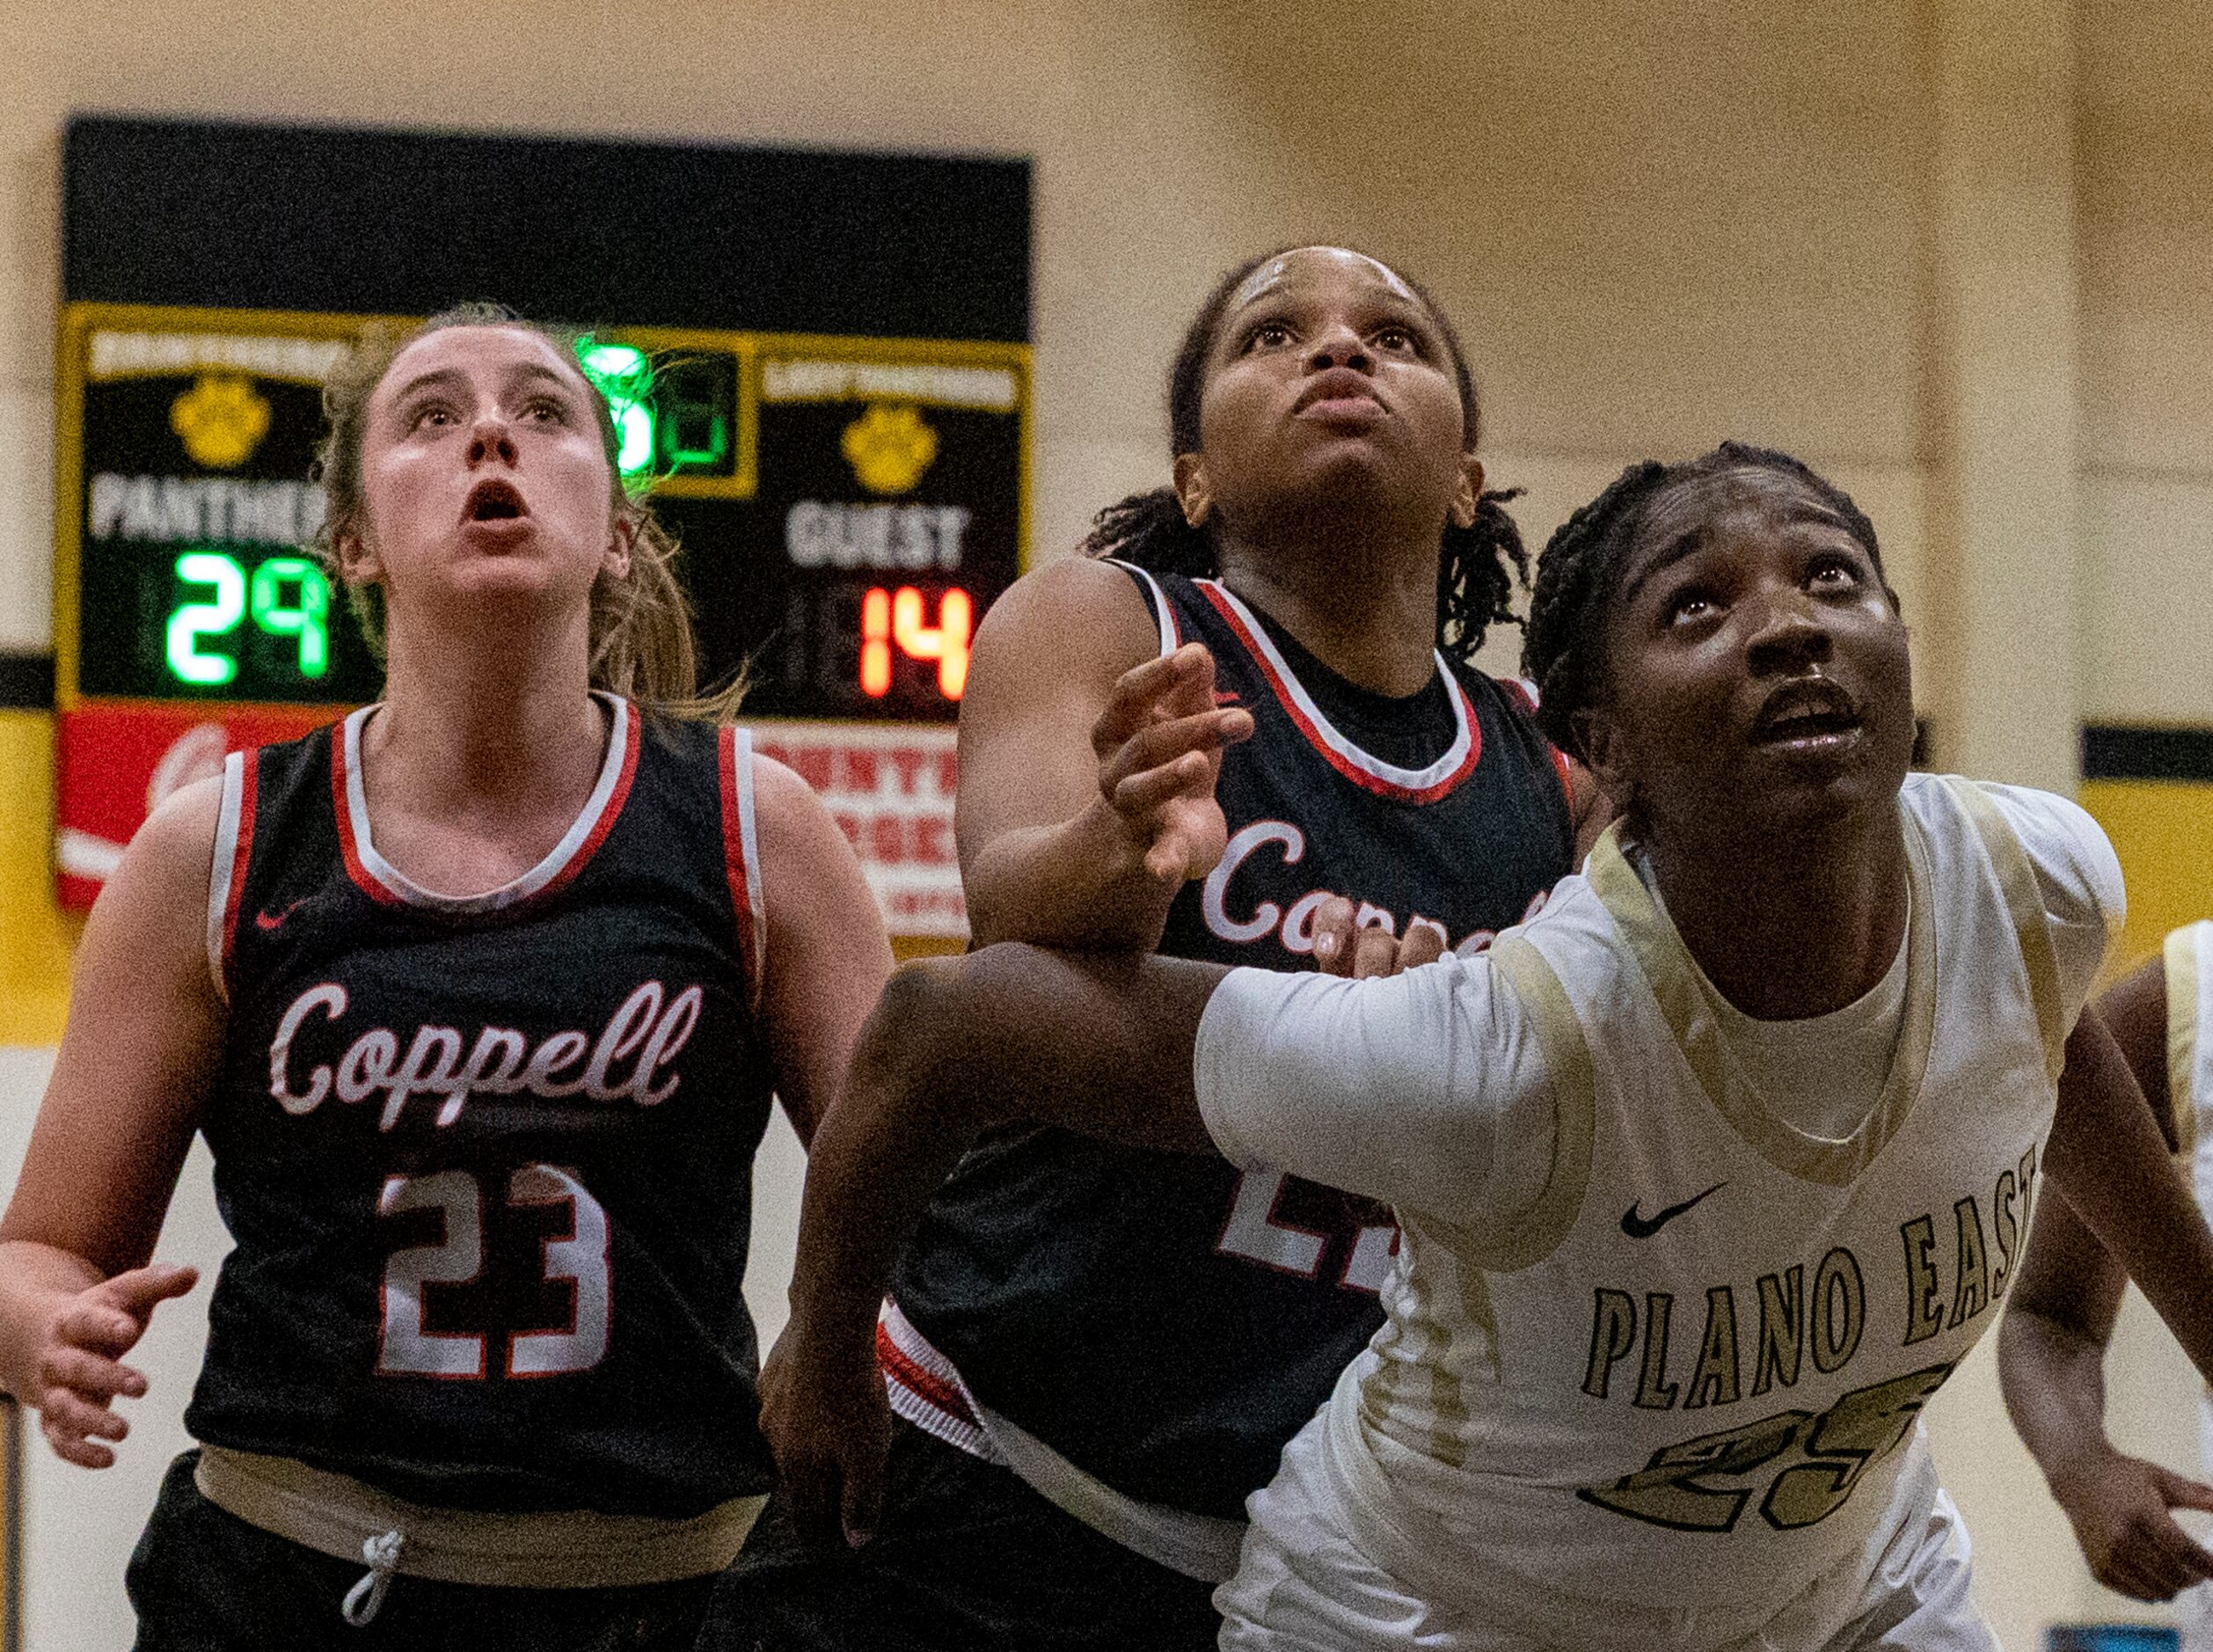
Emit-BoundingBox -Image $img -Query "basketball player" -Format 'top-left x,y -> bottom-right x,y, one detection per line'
0,310 -> 892,1649
1998,924 -> 2213,1633
710,245 -> 1596,1649
765,443 -> 2213,1650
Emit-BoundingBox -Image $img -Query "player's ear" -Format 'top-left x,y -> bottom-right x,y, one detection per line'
1571,704 -> 1632,812
335,517 -> 380,585
1172,453 -> 1213,529
603,509 -> 636,583
1449,455 -> 1483,530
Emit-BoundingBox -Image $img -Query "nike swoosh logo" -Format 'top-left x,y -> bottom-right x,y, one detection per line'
254,899 -> 308,932
1213,690 -> 1242,705
1621,1181 -> 1727,1239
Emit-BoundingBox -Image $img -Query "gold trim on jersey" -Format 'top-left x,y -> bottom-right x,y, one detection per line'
2169,923 -> 2204,1163
1442,933 -> 1599,1270
1947,779 -> 2067,1081
1584,813 -> 1937,1187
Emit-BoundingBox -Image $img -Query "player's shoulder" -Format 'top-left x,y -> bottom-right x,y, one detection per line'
1905,772 -> 2122,917
1493,872 -> 1630,997
980,552 -> 1158,647
1912,771 -> 2100,845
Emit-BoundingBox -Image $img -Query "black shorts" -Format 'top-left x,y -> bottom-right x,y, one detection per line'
699,1419 -> 1223,1652
126,1451 -> 716,1652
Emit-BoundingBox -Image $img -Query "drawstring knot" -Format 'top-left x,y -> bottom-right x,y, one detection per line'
341,1527 -> 405,1627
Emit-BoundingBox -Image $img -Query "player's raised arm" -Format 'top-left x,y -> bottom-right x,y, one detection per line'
956,556 -> 1251,952
0,778 -> 216,1467
2002,956 -> 2213,1601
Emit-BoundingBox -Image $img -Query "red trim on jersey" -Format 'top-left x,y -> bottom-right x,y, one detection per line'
1548,744 -> 1575,806
534,705 -> 640,904
331,723 -> 405,908
1497,677 -> 1577,814
220,754 -> 259,993
718,727 -> 762,1003
875,1319 -> 979,1426
1197,582 -> 1481,804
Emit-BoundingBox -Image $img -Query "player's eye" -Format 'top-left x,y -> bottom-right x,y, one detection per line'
1374,324 -> 1415,352
1665,587 -> 1719,626
522,397 -> 569,423
406,401 -> 458,430
1807,554 -> 1861,591
1242,319 -> 1294,352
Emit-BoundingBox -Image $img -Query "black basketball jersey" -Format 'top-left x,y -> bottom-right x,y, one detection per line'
187,696 -> 777,1518
890,567 -> 1577,1518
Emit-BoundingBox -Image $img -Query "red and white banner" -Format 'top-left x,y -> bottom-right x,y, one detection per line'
749,720 -> 964,939
56,706 -> 967,939
55,701 -> 340,910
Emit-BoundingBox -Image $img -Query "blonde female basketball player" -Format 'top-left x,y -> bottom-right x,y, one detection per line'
0,310 -> 891,1649
764,442 -> 2213,1650
1998,925 -> 2213,1635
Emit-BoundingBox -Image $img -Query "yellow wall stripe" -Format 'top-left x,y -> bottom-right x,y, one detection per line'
0,713 -> 76,1049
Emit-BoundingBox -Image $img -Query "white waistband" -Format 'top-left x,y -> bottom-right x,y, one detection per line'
877,1300 -> 1247,1583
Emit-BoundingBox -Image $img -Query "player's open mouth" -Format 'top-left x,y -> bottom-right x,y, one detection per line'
463,479 -> 528,523
1751,680 -> 1862,749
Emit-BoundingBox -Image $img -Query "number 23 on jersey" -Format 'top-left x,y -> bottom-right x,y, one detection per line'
376,1164 -> 610,1380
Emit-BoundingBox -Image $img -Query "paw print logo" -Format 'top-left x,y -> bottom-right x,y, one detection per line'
171,373 -> 274,469
841,402 -> 938,495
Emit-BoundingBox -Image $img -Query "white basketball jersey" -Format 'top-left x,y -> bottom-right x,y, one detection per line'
1340,774 -> 2074,1612
2168,921 -> 2213,1652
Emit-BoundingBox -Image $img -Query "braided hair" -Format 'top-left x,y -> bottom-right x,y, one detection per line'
1082,248 -> 1530,668
1521,441 -> 1888,764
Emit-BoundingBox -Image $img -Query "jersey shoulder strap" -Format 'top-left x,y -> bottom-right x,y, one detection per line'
1100,559 -> 1180,659
205,748 -> 259,1004
1446,932 -> 1597,1271
1938,778 -> 2065,1080
717,724 -> 768,1014
2166,920 -> 2213,1162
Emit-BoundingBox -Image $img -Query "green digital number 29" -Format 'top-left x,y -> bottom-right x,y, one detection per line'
1577,1363 -> 1954,1534
167,552 -> 331,687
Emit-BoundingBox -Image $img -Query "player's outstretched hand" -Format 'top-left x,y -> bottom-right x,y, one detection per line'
759,1320 -> 892,1550
1311,897 -> 1450,979
1092,643 -> 1253,887
27,1262 -> 197,1469
2052,1445 -> 2213,1600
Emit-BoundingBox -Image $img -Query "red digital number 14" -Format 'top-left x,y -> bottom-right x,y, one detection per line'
862,587 -> 973,700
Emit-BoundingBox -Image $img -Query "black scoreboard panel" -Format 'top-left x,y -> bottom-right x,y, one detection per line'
68,317 -> 383,705
57,117 -> 1031,725
59,308 -> 1026,722
680,343 -> 1024,719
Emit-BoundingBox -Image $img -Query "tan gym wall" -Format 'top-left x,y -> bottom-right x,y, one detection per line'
4,2 -> 2213,1645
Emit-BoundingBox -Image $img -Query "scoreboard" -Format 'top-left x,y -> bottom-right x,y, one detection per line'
54,118 -> 1031,933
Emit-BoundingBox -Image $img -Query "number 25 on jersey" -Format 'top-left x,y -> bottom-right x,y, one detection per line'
376,1165 -> 610,1379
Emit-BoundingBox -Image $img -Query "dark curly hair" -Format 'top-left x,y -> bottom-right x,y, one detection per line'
1082,246 -> 1529,668
1521,441 -> 1887,764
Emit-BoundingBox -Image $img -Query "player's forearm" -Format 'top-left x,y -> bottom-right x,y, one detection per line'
1999,1306 -> 2119,1494
962,804 -> 1179,953
0,1240 -> 104,1400
785,947 -> 1222,1346
783,962 -> 988,1349
2045,1012 -> 2213,1387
